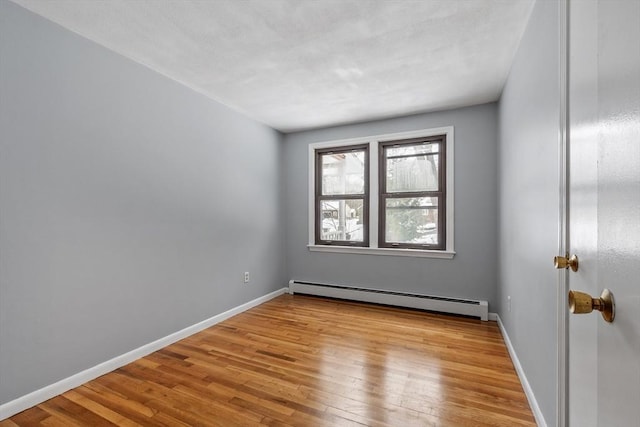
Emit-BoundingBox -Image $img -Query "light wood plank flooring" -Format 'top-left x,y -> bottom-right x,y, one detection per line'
2,294 -> 536,426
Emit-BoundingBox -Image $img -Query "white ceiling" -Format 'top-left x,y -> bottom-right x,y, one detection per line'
12,0 -> 534,133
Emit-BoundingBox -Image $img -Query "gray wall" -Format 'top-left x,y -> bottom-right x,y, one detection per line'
0,1 -> 285,404
497,0 -> 559,424
283,104 -> 498,305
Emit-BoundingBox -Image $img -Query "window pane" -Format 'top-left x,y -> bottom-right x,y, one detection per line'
386,142 -> 439,157
385,197 -> 438,245
386,154 -> 439,193
321,150 -> 365,195
320,199 -> 365,242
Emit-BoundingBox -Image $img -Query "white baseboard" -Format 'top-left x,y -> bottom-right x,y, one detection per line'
0,287 -> 288,421
496,314 -> 547,427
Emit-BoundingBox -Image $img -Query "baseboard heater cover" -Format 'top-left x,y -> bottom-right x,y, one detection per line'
288,280 -> 489,321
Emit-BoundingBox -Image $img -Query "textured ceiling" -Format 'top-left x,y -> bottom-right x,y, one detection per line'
12,0 -> 534,132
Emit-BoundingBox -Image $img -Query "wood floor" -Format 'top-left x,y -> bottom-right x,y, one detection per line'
2,294 -> 536,426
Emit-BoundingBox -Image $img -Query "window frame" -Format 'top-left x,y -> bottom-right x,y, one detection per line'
378,136 -> 446,250
314,144 -> 370,247
308,126 -> 455,259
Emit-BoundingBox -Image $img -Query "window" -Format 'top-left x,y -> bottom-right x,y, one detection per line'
315,145 -> 369,246
379,136 -> 445,250
309,127 -> 454,258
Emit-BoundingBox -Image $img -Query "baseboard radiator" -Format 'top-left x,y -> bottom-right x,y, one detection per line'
288,280 -> 489,321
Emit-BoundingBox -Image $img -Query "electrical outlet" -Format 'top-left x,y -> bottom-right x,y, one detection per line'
507,296 -> 512,312
244,272 -> 250,283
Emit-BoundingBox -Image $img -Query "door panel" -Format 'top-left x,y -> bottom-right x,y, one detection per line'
568,0 -> 640,425
568,0 -> 599,424
596,0 -> 640,424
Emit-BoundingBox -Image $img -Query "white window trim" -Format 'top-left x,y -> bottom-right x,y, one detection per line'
308,126 -> 455,259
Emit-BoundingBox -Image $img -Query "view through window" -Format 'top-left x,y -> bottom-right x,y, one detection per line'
310,127 -> 454,257
315,144 -> 369,246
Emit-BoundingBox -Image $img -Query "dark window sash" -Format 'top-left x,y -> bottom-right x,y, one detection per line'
315,144 -> 369,246
379,136 -> 446,250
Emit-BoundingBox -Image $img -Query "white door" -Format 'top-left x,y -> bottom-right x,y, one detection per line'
566,0 -> 640,426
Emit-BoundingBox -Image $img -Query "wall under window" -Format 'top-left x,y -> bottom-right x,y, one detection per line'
283,103 -> 498,305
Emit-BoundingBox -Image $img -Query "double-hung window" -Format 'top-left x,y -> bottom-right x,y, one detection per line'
379,136 -> 445,250
315,145 -> 369,246
309,127 -> 454,258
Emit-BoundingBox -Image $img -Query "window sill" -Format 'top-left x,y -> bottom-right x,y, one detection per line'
307,245 -> 455,259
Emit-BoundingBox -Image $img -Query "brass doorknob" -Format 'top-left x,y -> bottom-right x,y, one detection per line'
554,254 -> 579,272
568,289 -> 615,323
